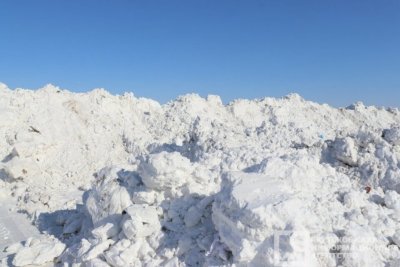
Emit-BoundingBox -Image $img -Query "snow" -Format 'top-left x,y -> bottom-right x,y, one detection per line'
383,126 -> 400,146
0,203 -> 40,260
212,155 -> 351,266
11,235 -> 65,266
332,137 -> 359,166
0,84 -> 400,266
138,152 -> 194,191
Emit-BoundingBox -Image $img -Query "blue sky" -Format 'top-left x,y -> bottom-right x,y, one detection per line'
1,0 -> 399,107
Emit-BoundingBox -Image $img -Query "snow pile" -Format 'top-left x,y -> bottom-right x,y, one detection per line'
35,160 -> 202,265
59,151 -> 219,266
1,84 -> 400,266
0,84 -> 161,216
213,155 -> 350,266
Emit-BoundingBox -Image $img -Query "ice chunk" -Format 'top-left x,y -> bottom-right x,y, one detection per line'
123,204 -> 160,238
82,240 -> 114,261
92,223 -> 120,241
122,217 -> 143,240
212,171 -> 298,263
12,236 -> 65,266
212,155 -> 347,266
138,152 -> 193,191
85,167 -> 133,225
332,137 -> 358,166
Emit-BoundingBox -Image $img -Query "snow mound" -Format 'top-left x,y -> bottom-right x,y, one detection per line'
1,85 -> 400,266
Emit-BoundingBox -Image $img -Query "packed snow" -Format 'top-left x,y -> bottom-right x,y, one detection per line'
0,83 -> 400,266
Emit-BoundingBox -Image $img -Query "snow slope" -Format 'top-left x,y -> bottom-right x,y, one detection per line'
0,83 -> 400,266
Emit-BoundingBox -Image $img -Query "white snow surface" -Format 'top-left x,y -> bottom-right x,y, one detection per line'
1,84 -> 400,266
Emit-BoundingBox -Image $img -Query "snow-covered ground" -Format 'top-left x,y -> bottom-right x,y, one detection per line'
1,83 -> 400,266
0,203 -> 39,260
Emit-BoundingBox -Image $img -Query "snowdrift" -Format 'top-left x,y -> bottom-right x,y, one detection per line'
1,83 -> 400,266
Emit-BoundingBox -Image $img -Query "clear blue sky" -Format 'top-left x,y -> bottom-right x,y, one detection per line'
1,0 -> 399,107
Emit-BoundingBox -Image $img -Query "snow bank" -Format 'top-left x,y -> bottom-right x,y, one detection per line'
1,85 -> 400,266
